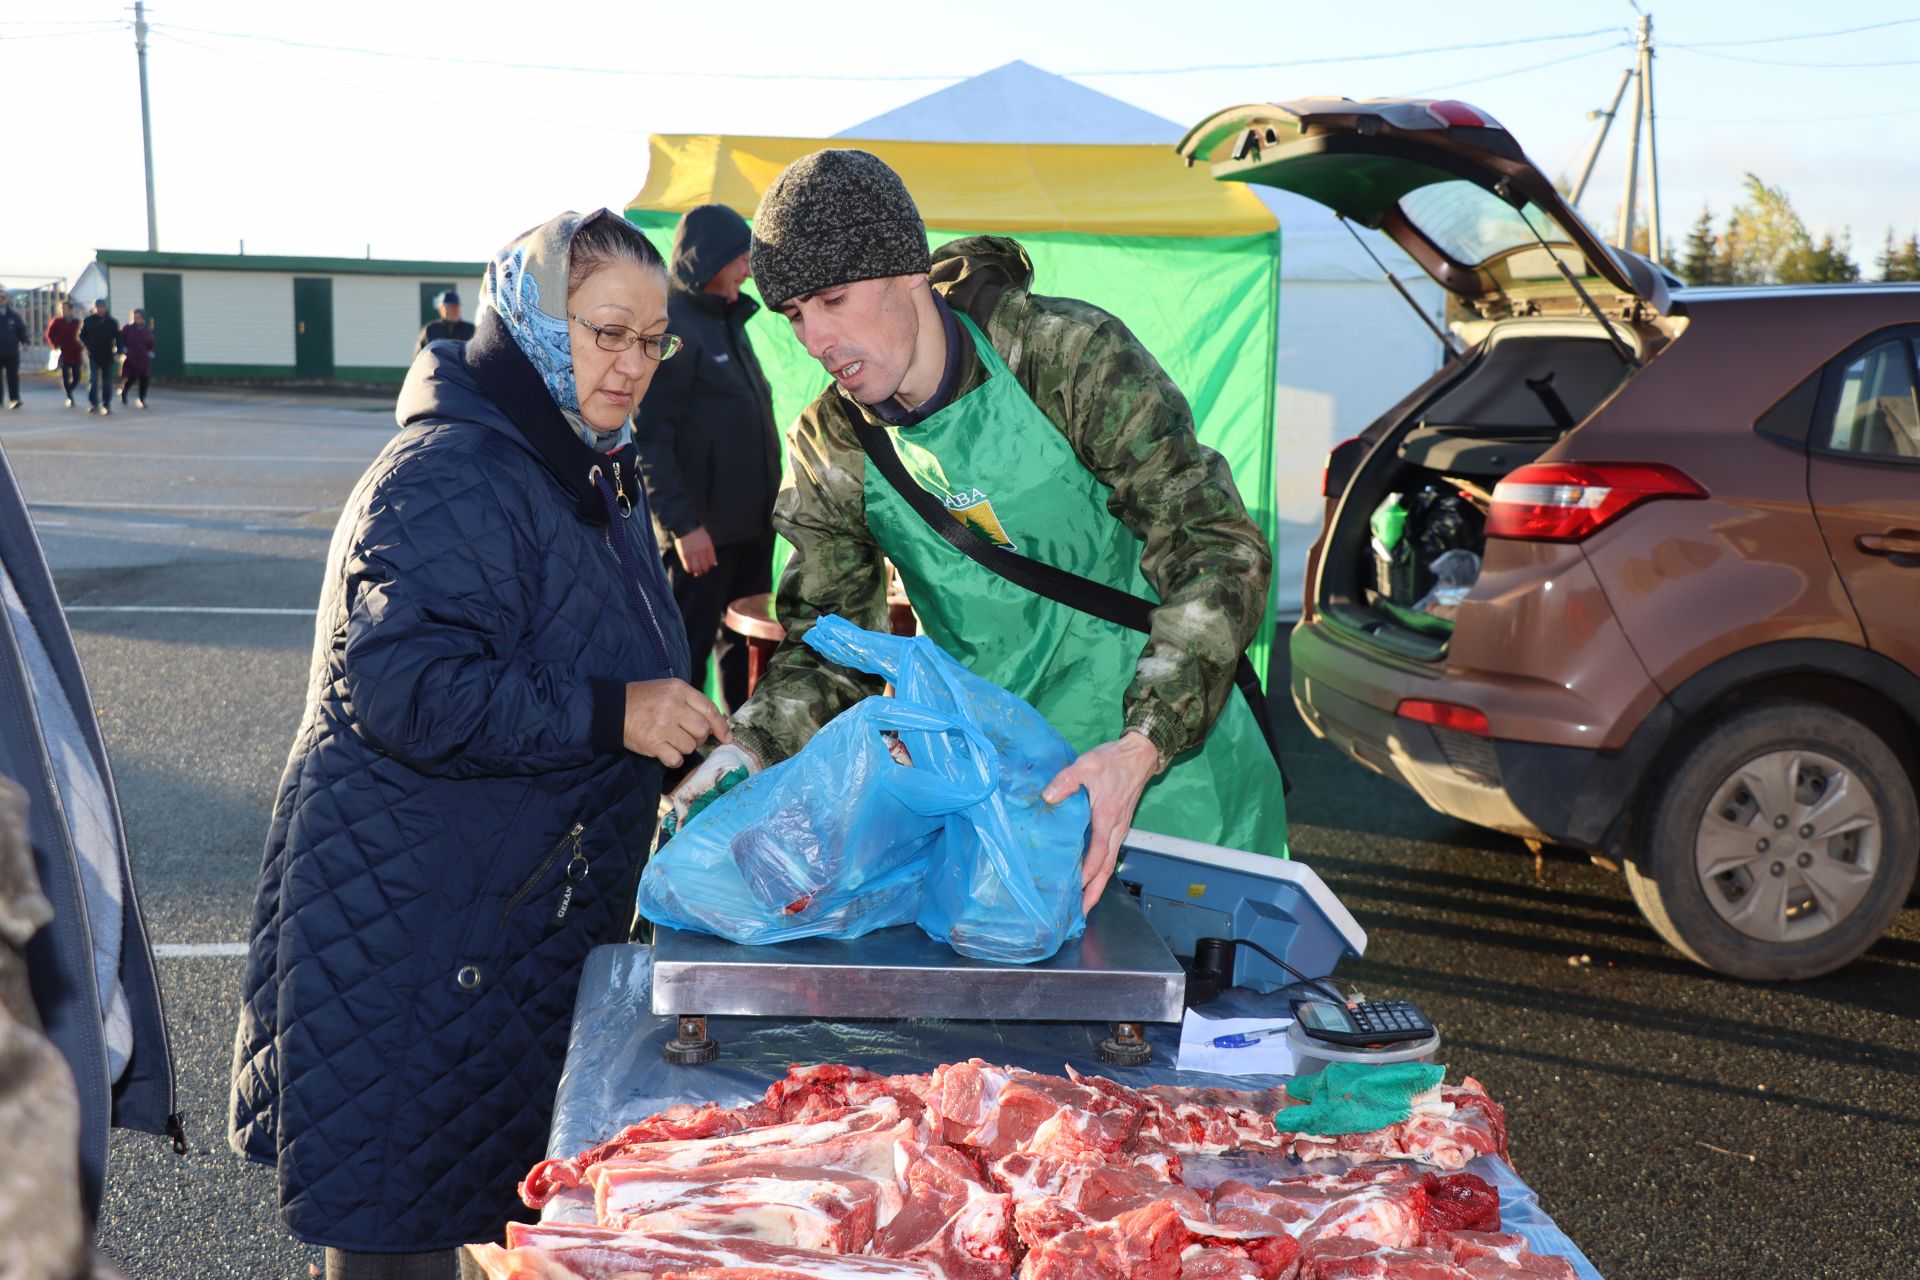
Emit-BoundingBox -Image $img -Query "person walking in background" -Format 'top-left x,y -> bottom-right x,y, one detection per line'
414,288 -> 476,353
46,300 -> 84,408
634,204 -> 781,726
117,309 -> 155,409
80,299 -> 119,417
0,290 -> 27,409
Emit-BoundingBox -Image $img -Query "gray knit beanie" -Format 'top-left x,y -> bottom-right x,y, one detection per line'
749,149 -> 931,310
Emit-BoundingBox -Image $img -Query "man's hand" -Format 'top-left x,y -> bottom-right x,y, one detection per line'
669,742 -> 762,823
1042,730 -> 1162,914
624,679 -> 730,768
674,527 -> 718,576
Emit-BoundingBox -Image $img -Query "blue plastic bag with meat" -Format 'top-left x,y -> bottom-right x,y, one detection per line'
637,616 -> 1090,962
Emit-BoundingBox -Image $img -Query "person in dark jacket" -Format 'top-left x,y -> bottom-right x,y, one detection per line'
415,288 -> 477,353
230,209 -> 723,1279
0,290 -> 28,409
633,204 -> 781,716
46,301 -> 85,408
116,310 -> 155,409
79,300 -> 119,416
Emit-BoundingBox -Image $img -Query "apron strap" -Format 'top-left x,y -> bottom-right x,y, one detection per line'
853,412 -> 1287,784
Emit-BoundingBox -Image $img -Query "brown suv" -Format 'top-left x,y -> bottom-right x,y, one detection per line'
1181,97 -> 1920,980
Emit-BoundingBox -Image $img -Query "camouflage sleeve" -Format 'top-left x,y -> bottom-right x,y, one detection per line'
728,405 -> 888,767
998,296 -> 1271,762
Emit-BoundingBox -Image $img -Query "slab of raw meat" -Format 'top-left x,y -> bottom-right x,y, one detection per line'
1296,1238 -> 1468,1280
466,1223 -> 945,1280
1016,1196 -> 1192,1280
1285,1082 -> 1506,1172
521,1099 -> 767,1208
522,1067 -> 935,1208
591,1165 -> 893,1252
991,1151 -> 1204,1246
1430,1232 -> 1579,1280
927,1061 -> 1144,1161
873,1141 -> 1014,1280
1415,1175 -> 1499,1235
1119,1081 -> 1297,1155
1255,1167 -> 1429,1250
581,1100 -> 916,1183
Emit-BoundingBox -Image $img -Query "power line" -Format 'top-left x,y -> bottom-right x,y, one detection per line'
142,19 -> 1632,83
1665,45 -> 1920,70
1674,16 -> 1920,49
1393,39 -> 1631,98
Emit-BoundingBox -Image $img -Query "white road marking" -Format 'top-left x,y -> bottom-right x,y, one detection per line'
65,606 -> 315,616
153,942 -> 248,957
7,449 -> 370,464
29,500 -> 321,513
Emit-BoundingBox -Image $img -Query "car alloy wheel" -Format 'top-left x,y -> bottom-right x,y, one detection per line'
1694,748 -> 1879,945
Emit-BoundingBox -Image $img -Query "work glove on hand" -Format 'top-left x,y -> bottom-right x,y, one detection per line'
664,741 -> 762,838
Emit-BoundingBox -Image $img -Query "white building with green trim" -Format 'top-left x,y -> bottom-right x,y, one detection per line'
96,250 -> 484,386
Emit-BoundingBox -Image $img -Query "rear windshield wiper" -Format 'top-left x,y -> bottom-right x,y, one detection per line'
1338,217 -> 1465,360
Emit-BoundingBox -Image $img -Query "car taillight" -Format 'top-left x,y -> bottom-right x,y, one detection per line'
1426,100 -> 1497,129
1487,462 -> 1707,543
1396,699 -> 1490,736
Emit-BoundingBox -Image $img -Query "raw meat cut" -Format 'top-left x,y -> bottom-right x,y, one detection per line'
1284,1083 -> 1506,1172
873,1141 -> 1014,1280
1431,1232 -> 1579,1280
927,1061 -> 1143,1161
592,1165 -> 894,1252
489,1062 -> 1571,1280
1415,1175 -> 1499,1236
466,1223 -> 945,1280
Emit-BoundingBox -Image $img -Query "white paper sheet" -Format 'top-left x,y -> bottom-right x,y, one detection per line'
1176,1008 -> 1296,1077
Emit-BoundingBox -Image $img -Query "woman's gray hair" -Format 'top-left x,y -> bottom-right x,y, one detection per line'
567,211 -> 667,294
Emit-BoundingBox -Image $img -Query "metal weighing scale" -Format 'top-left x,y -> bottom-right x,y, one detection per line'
650,829 -> 1366,1067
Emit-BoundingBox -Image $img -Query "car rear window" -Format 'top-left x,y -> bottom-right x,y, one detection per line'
1398,180 -> 1572,269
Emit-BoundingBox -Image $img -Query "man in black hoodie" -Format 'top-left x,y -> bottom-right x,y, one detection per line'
80,300 -> 120,416
634,205 -> 781,717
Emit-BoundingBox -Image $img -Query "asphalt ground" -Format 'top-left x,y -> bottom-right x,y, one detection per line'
3,384 -> 1913,1279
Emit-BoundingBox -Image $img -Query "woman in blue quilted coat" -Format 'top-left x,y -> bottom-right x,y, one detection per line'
230,210 -> 730,1279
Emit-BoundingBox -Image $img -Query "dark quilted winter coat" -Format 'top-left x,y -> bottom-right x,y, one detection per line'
230,314 -> 690,1250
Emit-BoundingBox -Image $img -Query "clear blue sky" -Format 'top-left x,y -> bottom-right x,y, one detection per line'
5,0 -> 1917,283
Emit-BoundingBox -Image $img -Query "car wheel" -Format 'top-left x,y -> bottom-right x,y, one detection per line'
1625,698 -> 1918,980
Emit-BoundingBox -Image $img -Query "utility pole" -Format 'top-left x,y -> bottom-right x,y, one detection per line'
1570,67 -> 1634,208
1616,14 -> 1647,254
135,1 -> 159,251
1641,14 -> 1663,264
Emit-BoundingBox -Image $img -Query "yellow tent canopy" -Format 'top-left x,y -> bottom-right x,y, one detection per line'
627,134 -> 1276,239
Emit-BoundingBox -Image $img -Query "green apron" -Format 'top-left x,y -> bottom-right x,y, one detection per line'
861,314 -> 1288,857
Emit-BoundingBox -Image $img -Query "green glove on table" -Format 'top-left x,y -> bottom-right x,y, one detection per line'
1279,1061 -> 1446,1135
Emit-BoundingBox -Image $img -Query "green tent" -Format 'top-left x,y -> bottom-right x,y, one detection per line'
627,133 -> 1283,687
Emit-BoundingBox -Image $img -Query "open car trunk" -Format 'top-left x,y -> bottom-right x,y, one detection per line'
1177,95 -> 1678,659
1317,322 -> 1643,658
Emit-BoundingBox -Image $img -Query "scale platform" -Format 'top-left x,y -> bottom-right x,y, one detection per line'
651,885 -> 1185,1026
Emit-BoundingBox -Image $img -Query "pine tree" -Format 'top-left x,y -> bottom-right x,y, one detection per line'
1680,208 -> 1718,285
1896,234 -> 1920,283
1878,229 -> 1900,281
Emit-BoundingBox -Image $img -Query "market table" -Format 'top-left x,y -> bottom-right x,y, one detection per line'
542,943 -> 1607,1280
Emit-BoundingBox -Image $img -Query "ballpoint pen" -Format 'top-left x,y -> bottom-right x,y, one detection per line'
1212,1024 -> 1292,1049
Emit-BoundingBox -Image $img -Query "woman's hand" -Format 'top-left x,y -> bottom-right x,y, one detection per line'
624,680 -> 730,768
1042,730 -> 1163,914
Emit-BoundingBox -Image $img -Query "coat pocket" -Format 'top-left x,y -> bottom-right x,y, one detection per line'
452,819 -> 589,996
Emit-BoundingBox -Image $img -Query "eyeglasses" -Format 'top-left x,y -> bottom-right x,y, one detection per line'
570,312 -> 682,361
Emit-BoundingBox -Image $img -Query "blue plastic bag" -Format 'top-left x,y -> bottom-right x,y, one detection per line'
637,616 -> 1091,962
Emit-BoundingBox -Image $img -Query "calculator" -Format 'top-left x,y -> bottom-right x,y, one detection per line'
1290,997 -> 1436,1047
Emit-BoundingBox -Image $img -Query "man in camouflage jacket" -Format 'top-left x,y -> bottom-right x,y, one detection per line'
674,149 -> 1276,905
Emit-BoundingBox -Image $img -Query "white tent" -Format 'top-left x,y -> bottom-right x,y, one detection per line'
839,61 -> 1446,619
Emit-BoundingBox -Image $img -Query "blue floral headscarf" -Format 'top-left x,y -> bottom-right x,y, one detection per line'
482,208 -> 634,452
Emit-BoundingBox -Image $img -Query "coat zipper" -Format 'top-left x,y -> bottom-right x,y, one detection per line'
591,464 -> 674,668
496,821 -> 584,940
